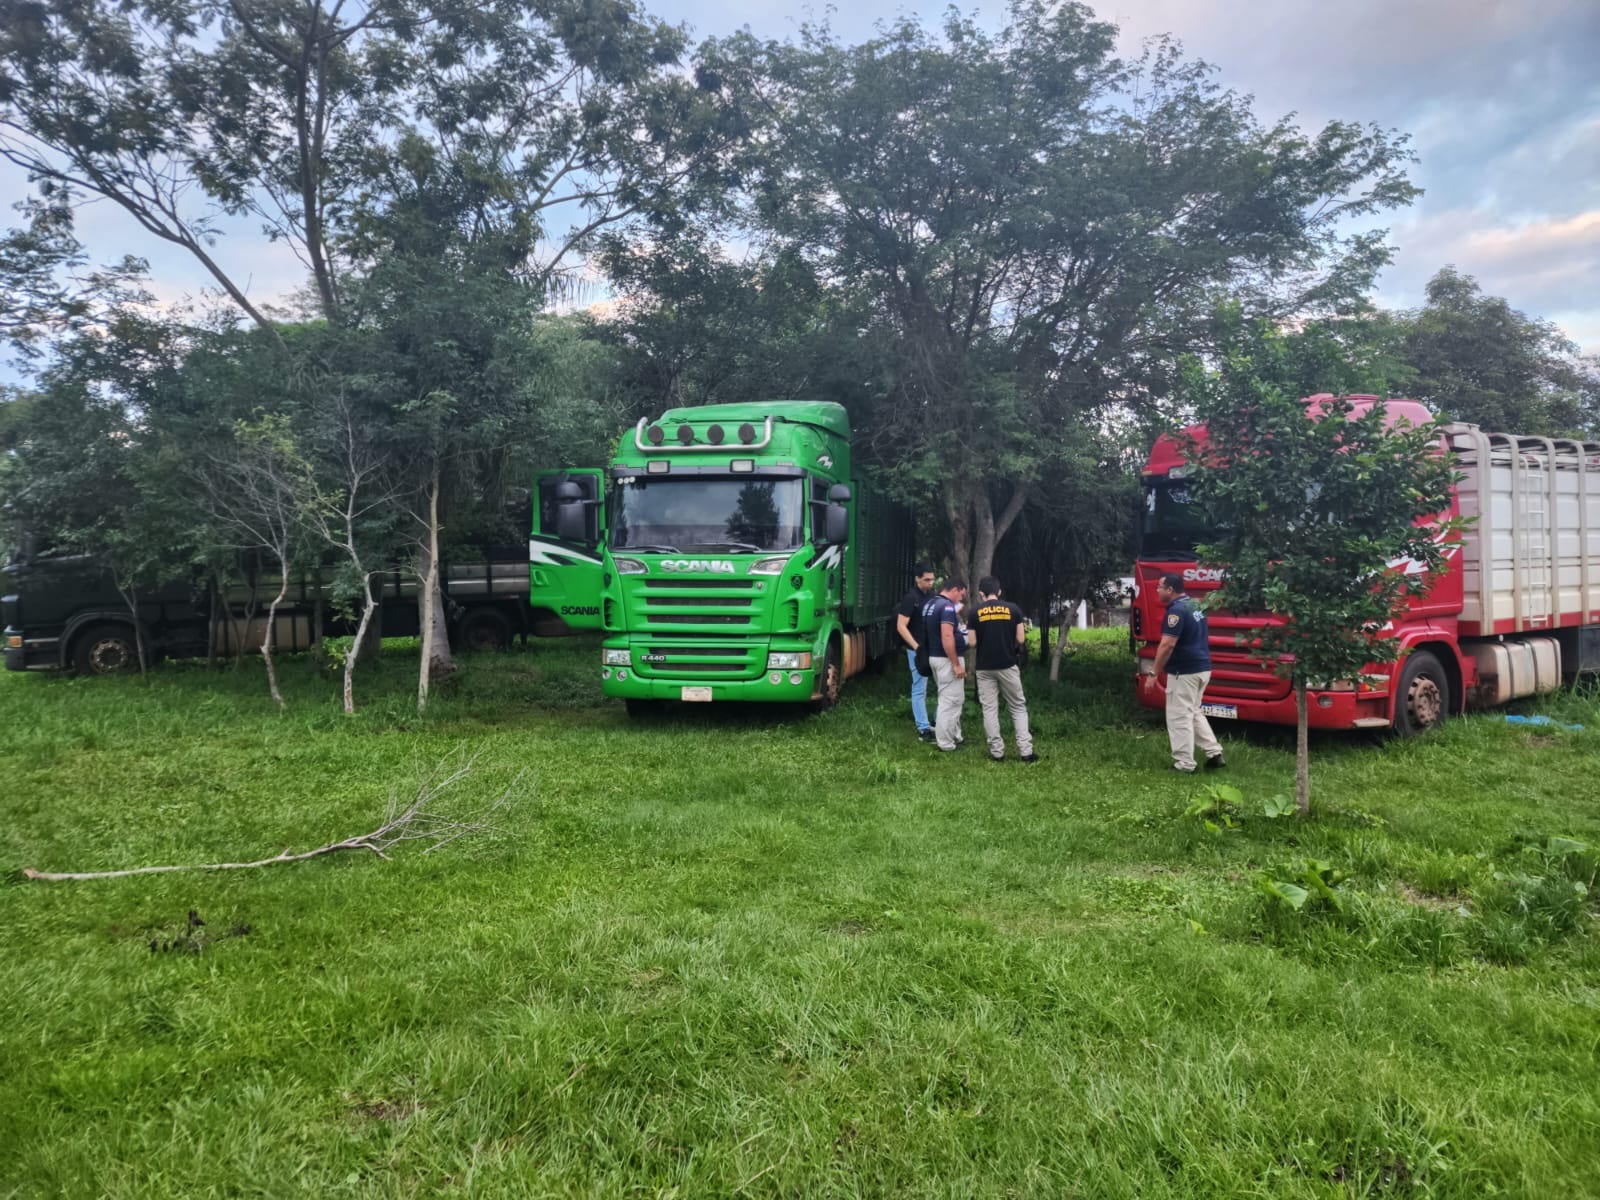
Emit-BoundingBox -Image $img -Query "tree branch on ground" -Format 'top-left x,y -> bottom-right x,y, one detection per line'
21,753 -> 523,882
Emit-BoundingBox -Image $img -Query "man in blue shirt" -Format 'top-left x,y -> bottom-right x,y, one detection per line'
1144,572 -> 1225,772
922,577 -> 968,751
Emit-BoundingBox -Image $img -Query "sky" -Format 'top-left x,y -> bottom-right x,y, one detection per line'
13,0 -> 1600,358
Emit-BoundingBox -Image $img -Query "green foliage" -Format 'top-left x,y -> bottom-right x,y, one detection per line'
1184,782 -> 1243,833
0,0 -> 738,341
1401,267 -> 1600,437
1185,330 -> 1460,687
1180,321 -> 1463,810
690,0 -> 1419,582
1257,860 -> 1351,915
1261,793 -> 1298,819
0,193 -> 149,360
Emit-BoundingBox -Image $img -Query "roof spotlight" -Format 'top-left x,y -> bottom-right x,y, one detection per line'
677,424 -> 695,445
646,424 -> 664,445
707,423 -> 725,445
738,422 -> 756,444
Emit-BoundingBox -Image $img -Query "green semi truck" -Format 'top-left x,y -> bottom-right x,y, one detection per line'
530,401 -> 914,712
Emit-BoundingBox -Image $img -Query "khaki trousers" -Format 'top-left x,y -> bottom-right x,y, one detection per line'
930,657 -> 966,750
977,666 -> 1032,757
1166,670 -> 1222,770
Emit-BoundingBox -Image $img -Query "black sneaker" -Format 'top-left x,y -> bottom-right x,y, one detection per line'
1204,755 -> 1226,770
990,753 -> 1005,762
1019,752 -> 1040,763
918,729 -> 936,743
1167,765 -> 1196,773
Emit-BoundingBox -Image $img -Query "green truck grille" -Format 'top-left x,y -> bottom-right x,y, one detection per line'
635,579 -> 763,633
634,642 -> 764,679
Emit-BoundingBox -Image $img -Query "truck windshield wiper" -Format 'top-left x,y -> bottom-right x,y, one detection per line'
691,541 -> 764,553
617,543 -> 679,553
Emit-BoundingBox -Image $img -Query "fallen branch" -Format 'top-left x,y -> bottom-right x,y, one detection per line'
22,752 -> 522,883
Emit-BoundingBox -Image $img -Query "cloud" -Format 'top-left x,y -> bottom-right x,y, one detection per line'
1380,206 -> 1600,331
1098,0 -> 1600,353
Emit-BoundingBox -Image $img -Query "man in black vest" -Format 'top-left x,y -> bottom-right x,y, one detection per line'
1145,572 -> 1225,772
971,576 -> 1037,762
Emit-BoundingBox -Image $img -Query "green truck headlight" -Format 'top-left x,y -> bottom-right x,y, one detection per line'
614,558 -> 647,574
603,649 -> 631,666
749,556 -> 788,576
766,651 -> 812,670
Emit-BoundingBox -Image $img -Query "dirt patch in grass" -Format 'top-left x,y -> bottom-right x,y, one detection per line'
1396,883 -> 1467,912
346,1093 -> 421,1122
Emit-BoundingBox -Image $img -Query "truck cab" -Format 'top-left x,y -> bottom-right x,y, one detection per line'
532,402 -> 909,711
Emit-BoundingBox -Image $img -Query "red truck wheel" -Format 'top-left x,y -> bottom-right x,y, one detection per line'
1395,650 -> 1449,736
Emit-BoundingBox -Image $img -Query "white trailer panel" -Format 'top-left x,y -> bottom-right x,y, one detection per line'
1449,425 -> 1600,636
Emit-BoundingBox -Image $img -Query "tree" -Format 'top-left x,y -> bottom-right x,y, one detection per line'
1181,328 -> 1460,813
3,0 -> 747,699
0,319 -> 192,674
700,0 -> 1420,585
0,0 -> 735,339
302,393 -> 404,715
186,413 -> 318,710
0,192 -> 148,364
1400,267 -> 1600,436
989,437 -> 1139,679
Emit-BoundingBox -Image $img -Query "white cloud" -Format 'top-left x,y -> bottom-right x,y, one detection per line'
1381,207 -> 1600,338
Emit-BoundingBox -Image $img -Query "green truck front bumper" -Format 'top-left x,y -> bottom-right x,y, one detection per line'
601,667 -> 818,703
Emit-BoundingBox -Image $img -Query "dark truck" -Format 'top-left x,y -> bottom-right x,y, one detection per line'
2,543 -> 559,674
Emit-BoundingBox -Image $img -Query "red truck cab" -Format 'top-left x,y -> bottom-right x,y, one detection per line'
1132,395 -> 1470,735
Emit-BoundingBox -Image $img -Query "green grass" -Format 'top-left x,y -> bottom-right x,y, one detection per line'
2,632 -> 1597,1198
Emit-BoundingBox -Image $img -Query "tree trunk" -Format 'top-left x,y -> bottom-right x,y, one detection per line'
945,479 -> 1029,589
262,577 -> 288,712
206,578 -> 220,669
116,582 -> 149,677
416,467 -> 452,712
946,486 -> 973,588
344,574 -> 378,716
1295,678 -> 1311,814
355,596 -> 384,663
232,577 -> 260,669
1049,599 -> 1077,682
310,572 -> 326,672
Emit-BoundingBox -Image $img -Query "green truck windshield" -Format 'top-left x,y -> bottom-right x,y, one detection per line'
611,477 -> 805,552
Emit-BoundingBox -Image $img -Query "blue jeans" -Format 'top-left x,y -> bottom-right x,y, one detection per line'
906,648 -> 932,731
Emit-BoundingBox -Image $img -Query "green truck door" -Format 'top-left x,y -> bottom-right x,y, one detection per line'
530,470 -> 607,630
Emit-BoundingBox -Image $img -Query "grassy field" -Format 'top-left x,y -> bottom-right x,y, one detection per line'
2,631 -> 1597,1198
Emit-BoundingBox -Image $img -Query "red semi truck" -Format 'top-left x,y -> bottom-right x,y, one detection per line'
1133,395 -> 1600,734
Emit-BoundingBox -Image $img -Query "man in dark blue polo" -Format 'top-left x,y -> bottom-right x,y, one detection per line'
1144,572 -> 1225,772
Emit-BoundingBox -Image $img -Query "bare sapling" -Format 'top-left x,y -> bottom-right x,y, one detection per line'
21,753 -> 522,882
306,399 -> 402,714
190,416 -> 316,711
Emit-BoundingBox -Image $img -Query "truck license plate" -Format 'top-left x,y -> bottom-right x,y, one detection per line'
681,686 -> 713,702
1201,703 -> 1237,719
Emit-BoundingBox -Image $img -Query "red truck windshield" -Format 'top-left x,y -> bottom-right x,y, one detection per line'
1140,479 -> 1215,560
